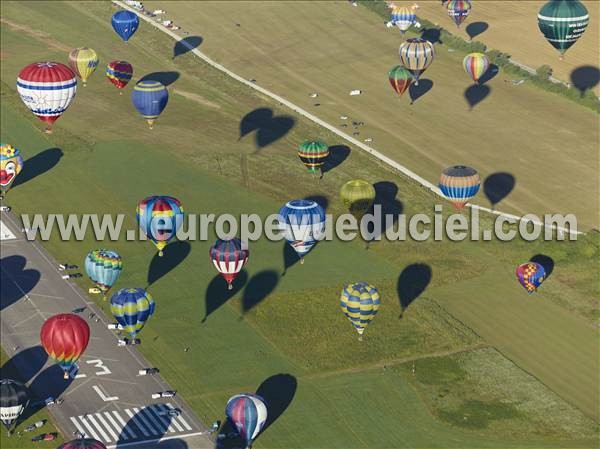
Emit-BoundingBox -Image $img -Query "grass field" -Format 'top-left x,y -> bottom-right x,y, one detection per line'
142,0 -> 599,229
0,1 -> 599,448
414,0 -> 600,94
0,349 -> 63,449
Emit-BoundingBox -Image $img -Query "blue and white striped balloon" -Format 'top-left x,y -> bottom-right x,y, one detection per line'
109,288 -> 155,339
278,199 -> 325,262
226,394 -> 267,447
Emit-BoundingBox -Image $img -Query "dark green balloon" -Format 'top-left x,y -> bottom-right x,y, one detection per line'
537,0 -> 589,56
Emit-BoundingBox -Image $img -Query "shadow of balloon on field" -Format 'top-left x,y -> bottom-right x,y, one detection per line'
256,373 -> 297,432
396,263 -> 432,318
140,71 -> 180,86
147,241 -> 191,286
282,242 -> 300,276
409,79 -> 433,104
239,107 -> 295,150
116,405 -> 174,447
11,148 -> 62,190
478,64 -> 499,85
21,365 -> 73,422
202,271 -> 248,323
570,65 -> 600,96
372,181 -> 404,239
466,21 -> 488,40
214,420 -> 244,449
420,28 -> 442,44
321,145 -> 350,176
529,254 -> 554,280
173,35 -> 203,59
0,255 -> 41,311
483,172 -> 515,209
1,346 -> 48,385
241,270 -> 279,315
464,84 -> 490,110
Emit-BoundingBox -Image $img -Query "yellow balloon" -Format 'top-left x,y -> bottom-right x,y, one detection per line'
340,179 -> 376,219
68,47 -> 99,85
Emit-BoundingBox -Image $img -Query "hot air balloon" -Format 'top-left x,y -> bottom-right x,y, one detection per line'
131,80 -> 169,129
340,179 -> 376,219
0,144 -> 24,197
68,48 -> 99,87
516,262 -> 546,294
340,282 -> 380,340
136,195 -> 184,256
447,0 -> 471,27
111,10 -> 139,42
40,314 -> 90,379
0,379 -> 29,435
398,38 -> 435,85
538,0 -> 589,59
105,60 -> 133,92
58,439 -> 107,449
388,65 -> 413,97
297,140 -> 329,175
84,249 -> 122,298
438,165 -> 480,210
16,62 -> 77,133
210,238 -> 249,290
226,394 -> 267,449
463,53 -> 490,84
278,199 -> 325,264
391,5 -> 417,34
110,288 -> 155,340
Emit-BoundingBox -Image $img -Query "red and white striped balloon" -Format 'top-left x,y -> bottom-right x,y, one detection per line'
16,62 -> 77,133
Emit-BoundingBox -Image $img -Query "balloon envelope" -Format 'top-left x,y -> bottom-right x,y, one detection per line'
226,394 -> 267,446
538,0 -> 589,56
40,314 -> 90,376
136,195 -> 184,255
106,60 -> 133,90
447,0 -> 471,27
0,379 -> 29,431
210,238 -> 249,289
463,53 -> 490,83
111,10 -> 139,42
110,288 -> 155,338
391,6 -> 416,34
516,262 -> 546,294
16,62 -> 77,130
297,140 -> 329,174
278,199 -> 325,260
68,48 -> 99,85
340,179 -> 376,218
131,80 -> 169,129
340,282 -> 381,336
58,439 -> 107,449
439,165 -> 480,210
85,249 -> 122,295
388,65 -> 413,97
0,144 -> 24,194
398,38 -> 435,84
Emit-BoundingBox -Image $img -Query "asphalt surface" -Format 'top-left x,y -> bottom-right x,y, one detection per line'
0,212 -> 215,449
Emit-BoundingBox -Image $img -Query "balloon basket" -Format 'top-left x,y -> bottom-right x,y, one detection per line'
228,283 -> 233,290
43,127 -> 53,134
358,335 -> 363,342
63,372 -> 69,380
158,251 -> 164,257
300,258 -> 305,265
119,91 -> 123,96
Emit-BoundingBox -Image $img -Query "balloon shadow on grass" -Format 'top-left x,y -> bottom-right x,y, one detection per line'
147,241 -> 191,286
156,439 -> 188,448
140,71 -> 180,86
420,28 -> 442,44
372,181 -> 404,239
256,374 -> 297,432
173,36 -> 203,59
466,21 -> 488,40
570,66 -> 600,96
241,270 -> 278,316
202,271 -> 248,323
11,148 -> 62,190
529,254 -> 554,280
0,346 -> 47,385
478,64 -> 498,85
282,242 -> 300,276
0,256 -> 41,311
409,79 -> 433,104
483,172 -> 515,209
321,145 -> 350,176
396,264 -> 432,317
465,84 -> 490,110
239,107 -> 295,151
116,404 -> 175,447
21,365 -> 73,422
304,195 -> 329,212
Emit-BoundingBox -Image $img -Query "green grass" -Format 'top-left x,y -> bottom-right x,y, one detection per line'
0,2 -> 599,448
0,349 -> 63,449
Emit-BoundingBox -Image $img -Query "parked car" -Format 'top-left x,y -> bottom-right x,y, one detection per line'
152,390 -> 176,399
88,287 -> 102,294
32,433 -> 57,442
139,368 -> 159,376
108,323 -> 124,330
0,206 -> 11,212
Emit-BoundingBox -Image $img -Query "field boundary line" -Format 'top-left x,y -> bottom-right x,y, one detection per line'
112,1 -> 582,236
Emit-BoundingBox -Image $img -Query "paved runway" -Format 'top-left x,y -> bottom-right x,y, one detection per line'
0,212 -> 214,449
